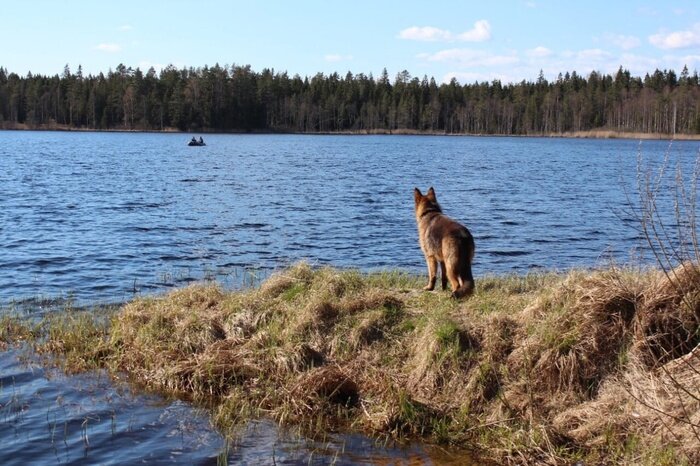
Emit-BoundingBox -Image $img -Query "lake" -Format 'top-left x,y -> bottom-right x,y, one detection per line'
1,131 -> 698,464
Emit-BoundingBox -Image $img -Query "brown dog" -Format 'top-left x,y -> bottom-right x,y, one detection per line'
414,187 -> 475,298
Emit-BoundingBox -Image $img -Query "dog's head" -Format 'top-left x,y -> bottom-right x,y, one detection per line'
414,187 -> 441,218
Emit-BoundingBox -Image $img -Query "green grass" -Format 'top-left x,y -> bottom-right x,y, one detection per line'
0,314 -> 38,349
2,262 -> 698,465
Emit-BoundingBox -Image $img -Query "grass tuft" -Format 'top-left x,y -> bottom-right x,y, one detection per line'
4,262 -> 699,464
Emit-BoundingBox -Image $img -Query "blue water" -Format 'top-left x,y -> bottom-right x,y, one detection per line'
1,131 -> 698,464
3,131 -> 697,305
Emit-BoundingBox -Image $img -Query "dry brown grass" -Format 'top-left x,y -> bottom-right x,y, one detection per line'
633,262 -> 700,366
553,347 -> 700,464
556,130 -> 700,140
6,261 -> 700,464
506,269 -> 644,406
0,314 -> 37,350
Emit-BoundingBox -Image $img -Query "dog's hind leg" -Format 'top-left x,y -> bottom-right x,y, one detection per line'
448,242 -> 475,299
451,262 -> 475,299
443,250 -> 460,294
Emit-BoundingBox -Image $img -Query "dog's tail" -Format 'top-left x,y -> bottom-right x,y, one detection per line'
451,235 -> 475,299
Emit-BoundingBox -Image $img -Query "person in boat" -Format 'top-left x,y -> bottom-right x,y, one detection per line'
191,137 -> 197,143
199,136 -> 204,144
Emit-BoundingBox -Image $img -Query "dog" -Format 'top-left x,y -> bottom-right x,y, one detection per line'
414,187 -> 475,298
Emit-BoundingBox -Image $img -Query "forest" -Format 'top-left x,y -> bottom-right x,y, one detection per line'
0,63 -> 699,135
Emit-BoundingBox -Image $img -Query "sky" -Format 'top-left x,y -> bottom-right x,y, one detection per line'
2,0 -> 700,84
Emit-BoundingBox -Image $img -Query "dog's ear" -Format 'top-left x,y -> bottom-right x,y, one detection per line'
427,187 -> 436,201
414,188 -> 423,202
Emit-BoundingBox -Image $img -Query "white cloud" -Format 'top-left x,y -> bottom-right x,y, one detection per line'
576,48 -> 612,61
611,52 -> 700,78
649,23 -> 700,49
526,46 -> 552,58
119,24 -> 133,31
421,48 -> 518,67
636,6 -> 659,17
610,53 -> 660,76
93,43 -> 121,53
138,61 -> 167,72
324,54 -> 353,62
443,70 -> 523,85
603,33 -> 641,50
443,71 -> 491,84
440,41 -> 698,86
456,20 -> 491,42
398,26 -> 451,42
656,53 -> 700,72
398,20 -> 491,42
675,54 -> 700,67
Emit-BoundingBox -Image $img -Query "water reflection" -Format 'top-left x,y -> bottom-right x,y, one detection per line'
0,350 -> 476,465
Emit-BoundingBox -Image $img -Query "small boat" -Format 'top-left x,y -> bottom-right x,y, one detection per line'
188,137 -> 206,146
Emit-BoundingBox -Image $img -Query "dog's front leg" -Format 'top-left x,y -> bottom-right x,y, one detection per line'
439,261 -> 448,290
424,256 -> 437,291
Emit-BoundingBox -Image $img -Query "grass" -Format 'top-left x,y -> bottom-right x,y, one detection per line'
0,314 -> 37,350
1,261 -> 698,464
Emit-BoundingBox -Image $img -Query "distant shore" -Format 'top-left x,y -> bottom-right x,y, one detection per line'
2,123 -> 699,140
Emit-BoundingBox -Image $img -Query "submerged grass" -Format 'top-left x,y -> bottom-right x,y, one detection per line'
2,262 -> 699,464
0,314 -> 38,350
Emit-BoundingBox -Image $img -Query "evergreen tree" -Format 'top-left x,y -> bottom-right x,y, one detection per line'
0,63 -> 698,135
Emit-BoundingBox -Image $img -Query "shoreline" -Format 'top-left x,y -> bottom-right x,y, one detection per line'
3,263 -> 699,464
2,124 -> 699,141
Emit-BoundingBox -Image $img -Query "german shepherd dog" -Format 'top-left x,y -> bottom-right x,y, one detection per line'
414,187 -> 475,298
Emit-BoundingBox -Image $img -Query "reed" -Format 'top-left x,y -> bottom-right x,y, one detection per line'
3,262 -> 698,464
0,314 -> 37,350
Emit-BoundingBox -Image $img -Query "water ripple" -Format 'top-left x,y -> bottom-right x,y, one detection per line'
1,132 -> 698,307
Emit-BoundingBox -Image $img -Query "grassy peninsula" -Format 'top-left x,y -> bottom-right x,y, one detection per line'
2,262 -> 699,464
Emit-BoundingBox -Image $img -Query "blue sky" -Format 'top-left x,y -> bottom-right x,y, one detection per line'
3,0 -> 700,84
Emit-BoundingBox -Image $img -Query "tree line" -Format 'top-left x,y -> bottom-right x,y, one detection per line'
1,63 -> 699,135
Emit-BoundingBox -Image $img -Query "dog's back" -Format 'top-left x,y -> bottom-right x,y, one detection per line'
414,188 -> 475,298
